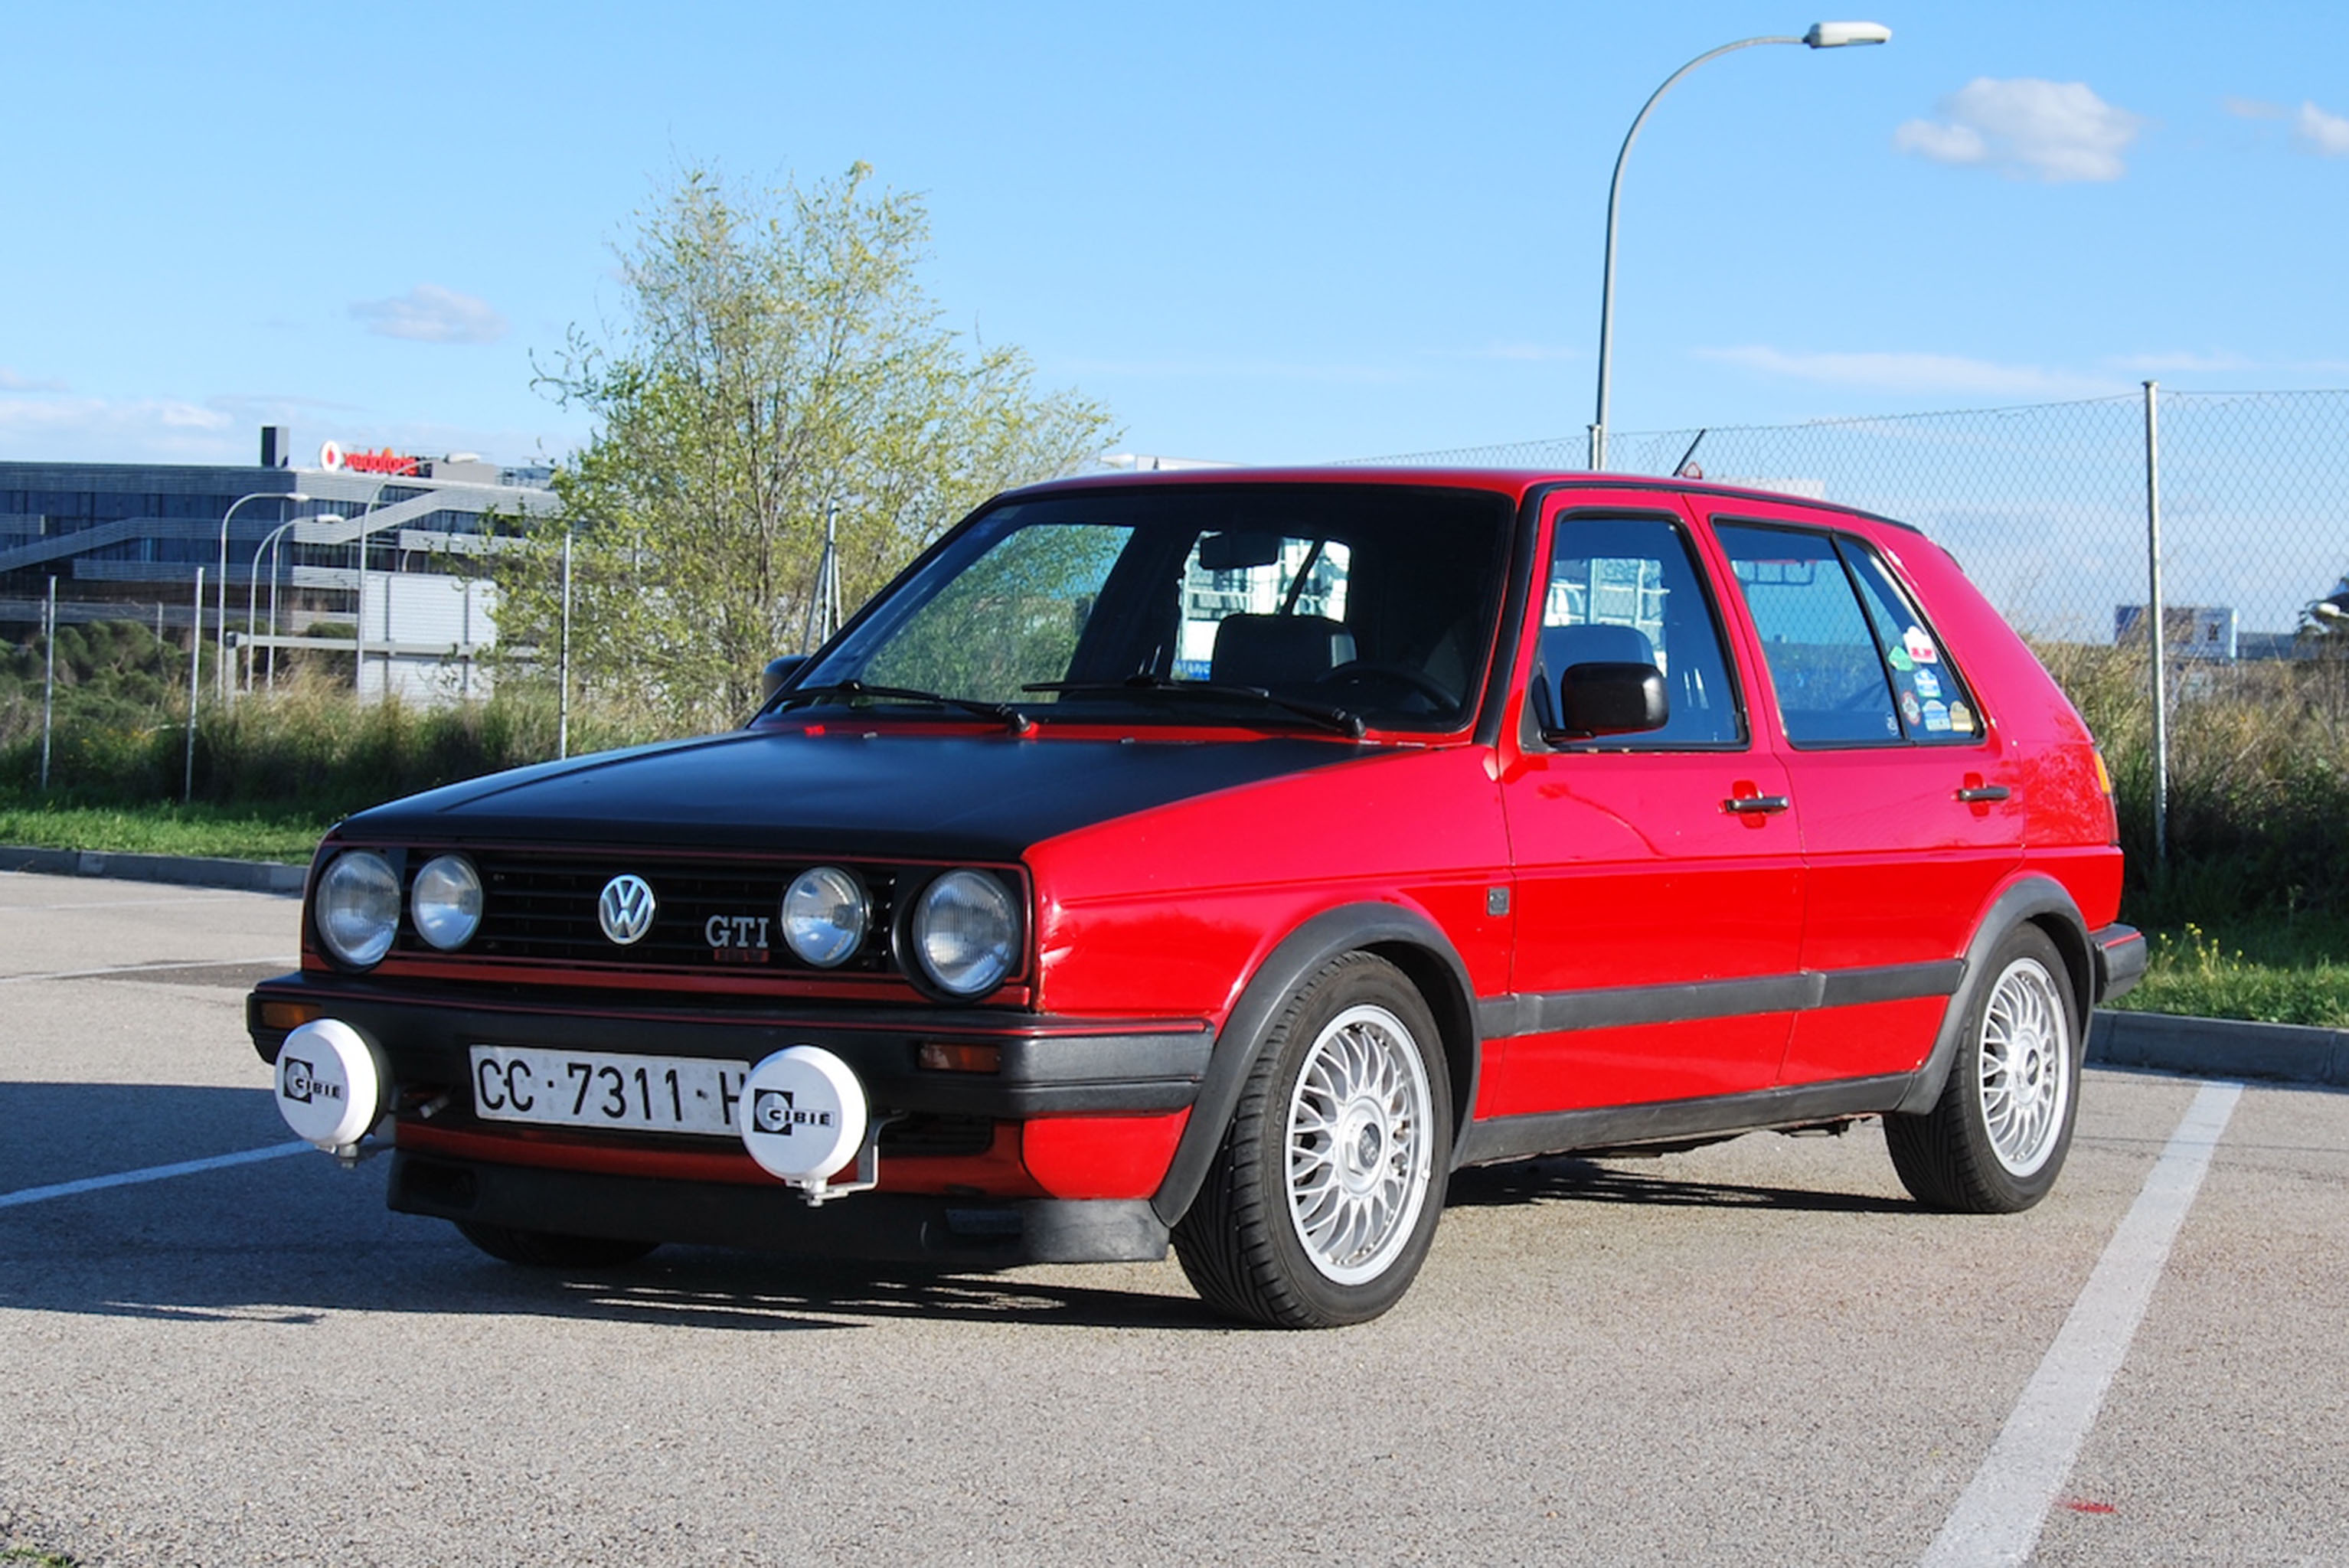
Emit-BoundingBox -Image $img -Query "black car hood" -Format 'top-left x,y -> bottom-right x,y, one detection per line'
336,727 -> 1372,861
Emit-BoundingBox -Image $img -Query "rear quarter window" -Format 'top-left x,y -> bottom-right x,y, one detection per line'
1715,521 -> 1985,748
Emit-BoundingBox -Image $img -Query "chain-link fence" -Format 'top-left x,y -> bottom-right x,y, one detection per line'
1369,390 -> 2349,652
1365,389 -> 2349,884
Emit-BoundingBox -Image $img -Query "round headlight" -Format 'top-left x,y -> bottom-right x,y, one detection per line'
410,854 -> 484,952
782,865 -> 867,968
316,850 -> 400,968
910,869 -> 1021,998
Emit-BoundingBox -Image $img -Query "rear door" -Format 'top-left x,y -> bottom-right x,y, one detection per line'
1710,508 -> 2024,1086
1489,497 -> 1804,1116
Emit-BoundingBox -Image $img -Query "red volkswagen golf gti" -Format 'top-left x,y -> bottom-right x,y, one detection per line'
250,469 -> 2143,1327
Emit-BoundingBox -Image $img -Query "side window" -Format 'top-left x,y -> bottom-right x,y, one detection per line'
1716,522 -> 1985,747
1542,514 -> 1743,746
1716,524 -> 1899,746
1837,541 -> 1985,741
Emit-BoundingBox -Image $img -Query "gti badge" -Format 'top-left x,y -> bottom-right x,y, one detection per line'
597,874 -> 658,945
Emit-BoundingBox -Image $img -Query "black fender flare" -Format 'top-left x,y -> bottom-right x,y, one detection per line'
1893,874 -> 2094,1117
1150,903 -> 1483,1228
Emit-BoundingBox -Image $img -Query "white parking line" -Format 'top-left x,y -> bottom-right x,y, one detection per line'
0,956 -> 293,985
0,1141 -> 312,1210
1922,1080 -> 2244,1567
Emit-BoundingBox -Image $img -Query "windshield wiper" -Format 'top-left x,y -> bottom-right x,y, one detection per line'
767,680 -> 1034,735
1023,675 -> 1365,739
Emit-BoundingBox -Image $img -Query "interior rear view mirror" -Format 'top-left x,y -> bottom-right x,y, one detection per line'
1197,531 -> 1285,572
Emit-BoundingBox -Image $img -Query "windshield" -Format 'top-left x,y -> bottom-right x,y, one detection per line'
794,484 -> 1514,732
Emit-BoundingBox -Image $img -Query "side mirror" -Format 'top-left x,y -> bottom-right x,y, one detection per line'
761,655 -> 810,702
1546,662 -> 1668,740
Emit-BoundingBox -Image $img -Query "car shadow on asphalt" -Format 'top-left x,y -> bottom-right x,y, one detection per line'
2,1081 -> 1905,1333
1445,1151 -> 1916,1215
0,1082 -> 1233,1332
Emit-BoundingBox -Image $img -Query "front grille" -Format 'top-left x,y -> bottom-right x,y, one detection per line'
395,850 -> 905,975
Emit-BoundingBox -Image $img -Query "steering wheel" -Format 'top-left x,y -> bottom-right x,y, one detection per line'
1312,660 -> 1456,710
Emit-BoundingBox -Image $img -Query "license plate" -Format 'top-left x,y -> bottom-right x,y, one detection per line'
468,1047 -> 750,1137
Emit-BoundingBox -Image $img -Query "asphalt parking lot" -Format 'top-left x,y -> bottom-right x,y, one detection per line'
3,869 -> 2344,1566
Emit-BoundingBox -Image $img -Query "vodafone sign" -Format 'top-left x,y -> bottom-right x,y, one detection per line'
318,439 -> 423,476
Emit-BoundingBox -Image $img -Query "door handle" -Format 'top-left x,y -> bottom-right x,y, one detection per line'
1955,785 -> 2011,803
1723,794 -> 1792,815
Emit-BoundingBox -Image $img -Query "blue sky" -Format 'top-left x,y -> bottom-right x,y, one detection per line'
3,1 -> 2344,469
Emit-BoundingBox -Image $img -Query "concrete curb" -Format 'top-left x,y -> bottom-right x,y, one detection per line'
2089,1008 -> 2349,1089
0,844 -> 307,897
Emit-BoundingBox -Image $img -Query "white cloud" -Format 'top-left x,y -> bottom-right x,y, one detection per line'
1896,78 -> 2144,183
348,284 -> 509,345
1697,345 -> 2124,399
0,390 -> 239,462
2106,351 -> 2256,374
2223,96 -> 2285,122
2296,101 -> 2349,156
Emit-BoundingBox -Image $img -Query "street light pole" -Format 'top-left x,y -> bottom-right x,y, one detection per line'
249,512 -> 345,692
216,489 -> 307,703
1588,21 -> 1890,472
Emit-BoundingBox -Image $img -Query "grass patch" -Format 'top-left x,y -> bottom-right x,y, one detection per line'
2108,916 -> 2349,1027
0,799 -> 328,864
2,1547 -> 80,1567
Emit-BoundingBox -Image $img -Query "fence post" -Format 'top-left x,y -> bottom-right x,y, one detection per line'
558,530 -> 573,760
185,568 -> 204,805
2143,380 -> 2168,871
40,577 -> 57,792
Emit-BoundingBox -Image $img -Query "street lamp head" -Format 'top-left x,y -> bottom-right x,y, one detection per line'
1804,21 -> 1892,47
311,513 -> 348,528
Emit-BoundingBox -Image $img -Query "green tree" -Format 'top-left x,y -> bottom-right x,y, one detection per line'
499,162 -> 1118,733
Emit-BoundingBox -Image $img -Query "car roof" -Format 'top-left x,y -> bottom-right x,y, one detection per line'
1005,466 -> 1922,535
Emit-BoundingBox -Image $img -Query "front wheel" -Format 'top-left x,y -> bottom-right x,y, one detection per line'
1174,952 -> 1452,1328
1886,925 -> 2079,1213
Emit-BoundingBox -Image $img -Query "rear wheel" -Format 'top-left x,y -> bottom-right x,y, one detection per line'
1174,952 -> 1452,1328
1886,925 -> 2079,1213
454,1222 -> 660,1268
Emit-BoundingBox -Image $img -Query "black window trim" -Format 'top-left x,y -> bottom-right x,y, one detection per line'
1533,503 -> 1752,755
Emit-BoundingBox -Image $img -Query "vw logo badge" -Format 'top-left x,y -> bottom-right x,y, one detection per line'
597,874 -> 658,946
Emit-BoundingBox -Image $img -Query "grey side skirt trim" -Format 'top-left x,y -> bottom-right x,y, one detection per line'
1455,1074 -> 1916,1168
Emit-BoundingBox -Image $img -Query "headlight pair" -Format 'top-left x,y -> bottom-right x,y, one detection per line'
314,850 -> 480,968
314,851 -> 1023,998
782,864 -> 1024,995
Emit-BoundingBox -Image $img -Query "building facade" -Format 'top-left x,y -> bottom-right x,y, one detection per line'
0,426 -> 559,701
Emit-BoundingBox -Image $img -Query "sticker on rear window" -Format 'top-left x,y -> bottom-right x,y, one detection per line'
1903,626 -> 1939,665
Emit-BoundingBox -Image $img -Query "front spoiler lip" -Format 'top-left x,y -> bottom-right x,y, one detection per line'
387,1152 -> 1171,1266
247,973 -> 1212,1119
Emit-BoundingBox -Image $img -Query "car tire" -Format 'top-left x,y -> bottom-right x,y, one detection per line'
1174,952 -> 1452,1328
454,1221 -> 660,1268
1886,924 -> 2079,1214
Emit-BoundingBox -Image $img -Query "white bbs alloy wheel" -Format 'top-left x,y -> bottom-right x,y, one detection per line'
1978,956 -> 2070,1178
1884,923 -> 2080,1214
1284,1003 -> 1436,1285
1174,952 -> 1454,1328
